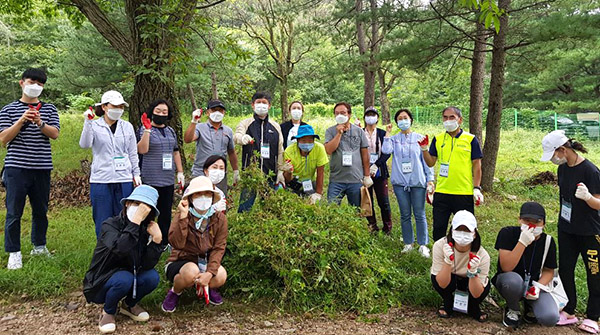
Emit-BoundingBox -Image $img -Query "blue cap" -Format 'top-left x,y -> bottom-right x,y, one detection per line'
120,185 -> 160,216
292,124 -> 320,140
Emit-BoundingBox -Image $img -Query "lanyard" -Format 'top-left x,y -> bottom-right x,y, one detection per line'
523,239 -> 538,276
103,120 -> 127,156
440,133 -> 456,164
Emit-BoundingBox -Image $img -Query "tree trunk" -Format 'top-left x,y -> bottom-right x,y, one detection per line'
377,69 -> 393,124
469,20 -> 487,142
481,0 -> 510,192
355,0 -> 376,109
211,71 -> 218,100
280,73 -> 289,122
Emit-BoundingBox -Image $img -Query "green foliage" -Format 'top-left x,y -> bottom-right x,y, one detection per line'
66,94 -> 95,111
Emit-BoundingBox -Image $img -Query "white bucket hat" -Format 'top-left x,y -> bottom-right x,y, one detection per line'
182,176 -> 221,204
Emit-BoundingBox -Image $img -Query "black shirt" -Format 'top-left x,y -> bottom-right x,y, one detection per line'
558,159 -> 600,235
492,226 -> 557,285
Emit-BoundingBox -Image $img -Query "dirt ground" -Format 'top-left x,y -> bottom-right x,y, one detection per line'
0,291 -> 588,335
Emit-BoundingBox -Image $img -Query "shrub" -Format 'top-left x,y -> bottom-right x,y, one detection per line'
66,94 -> 95,112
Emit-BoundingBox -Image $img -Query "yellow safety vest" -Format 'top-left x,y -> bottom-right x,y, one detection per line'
434,130 -> 475,195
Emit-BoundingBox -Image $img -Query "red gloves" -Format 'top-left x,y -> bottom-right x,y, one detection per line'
418,135 -> 429,151
141,113 -> 152,130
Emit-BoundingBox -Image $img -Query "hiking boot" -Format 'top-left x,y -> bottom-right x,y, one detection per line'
402,244 -> 414,253
7,251 -> 22,270
418,245 -> 431,258
161,289 -> 180,313
209,288 -> 223,305
503,307 -> 521,328
120,302 -> 149,322
30,245 -> 51,257
98,311 -> 116,334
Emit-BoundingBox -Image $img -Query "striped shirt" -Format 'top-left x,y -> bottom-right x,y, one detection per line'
0,100 -> 60,170
137,126 -> 179,187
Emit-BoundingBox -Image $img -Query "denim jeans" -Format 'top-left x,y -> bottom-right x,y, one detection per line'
90,182 -> 134,238
327,182 -> 362,207
238,181 -> 277,213
92,269 -> 160,314
3,167 -> 51,252
393,185 -> 429,246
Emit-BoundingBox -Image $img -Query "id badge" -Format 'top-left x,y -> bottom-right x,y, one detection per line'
162,153 -> 173,170
114,156 -> 127,171
439,163 -> 450,177
369,153 -> 378,164
342,152 -> 353,167
561,201 -> 572,222
302,179 -> 314,193
261,143 -> 270,159
453,290 -> 469,314
198,257 -> 207,273
522,273 -> 531,297
402,161 -> 412,174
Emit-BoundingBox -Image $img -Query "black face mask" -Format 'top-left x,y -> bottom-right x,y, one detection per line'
153,114 -> 168,125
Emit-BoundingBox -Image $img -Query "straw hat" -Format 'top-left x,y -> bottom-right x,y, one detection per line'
182,176 -> 222,204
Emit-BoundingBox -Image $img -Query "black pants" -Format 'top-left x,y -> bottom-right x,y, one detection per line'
558,230 -> 600,320
366,177 -> 392,233
431,273 -> 490,319
151,185 -> 174,245
432,193 -> 474,241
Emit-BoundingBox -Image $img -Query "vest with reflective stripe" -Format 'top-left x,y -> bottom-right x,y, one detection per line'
434,131 -> 475,195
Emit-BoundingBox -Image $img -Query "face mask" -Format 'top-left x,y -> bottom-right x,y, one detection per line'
521,224 -> 544,236
452,230 -> 474,246
193,196 -> 213,211
290,109 -> 303,121
551,154 -> 567,165
397,119 -> 411,131
152,114 -> 168,125
365,116 -> 378,125
443,120 -> 459,132
298,143 -> 314,152
209,111 -> 224,123
335,114 -> 349,125
126,204 -> 139,222
23,84 -> 43,98
254,103 -> 269,116
107,108 -> 124,121
208,169 -> 225,184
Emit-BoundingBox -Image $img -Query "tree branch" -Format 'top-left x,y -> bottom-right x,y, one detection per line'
196,0 -> 226,10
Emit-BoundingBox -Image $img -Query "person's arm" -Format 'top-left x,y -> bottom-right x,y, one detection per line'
421,136 -> 437,167
436,261 -> 453,289
316,165 -> 324,194
127,125 -> 140,178
538,267 -> 554,286
34,105 -> 60,140
498,246 -> 526,273
137,128 -> 151,154
233,119 -> 251,145
324,125 -> 344,155
169,201 -> 190,250
0,109 -> 37,145
360,147 -> 370,177
184,122 -> 198,143
206,214 -> 228,277
174,150 -> 183,173
228,148 -> 239,171
79,120 -> 94,149
472,158 -> 482,187
468,275 -> 485,298
36,122 -> 59,139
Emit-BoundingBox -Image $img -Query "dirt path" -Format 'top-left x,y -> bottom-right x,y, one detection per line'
0,293 -> 586,335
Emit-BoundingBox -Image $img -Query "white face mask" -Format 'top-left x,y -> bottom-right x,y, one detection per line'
290,109 -> 303,121
452,230 -> 474,246
126,204 -> 139,222
254,103 -> 269,116
208,169 -> 225,184
23,84 -> 43,98
443,120 -> 459,132
193,196 -> 213,211
209,111 -> 224,123
551,154 -> 567,165
107,108 -> 124,121
335,114 -> 349,125
365,116 -> 378,125
521,224 -> 543,237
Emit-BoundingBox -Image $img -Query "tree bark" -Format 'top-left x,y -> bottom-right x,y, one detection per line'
469,20 -> 487,142
355,0 -> 377,109
377,69 -> 395,124
481,0 -> 510,192
211,71 -> 218,100
280,74 -> 289,122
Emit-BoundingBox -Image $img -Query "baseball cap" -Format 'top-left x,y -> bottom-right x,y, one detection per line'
519,201 -> 545,222
207,99 -> 226,110
97,90 -> 129,107
364,106 -> 379,115
451,210 -> 477,232
541,130 -> 568,161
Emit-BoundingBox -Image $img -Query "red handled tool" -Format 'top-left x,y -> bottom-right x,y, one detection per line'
448,242 -> 454,261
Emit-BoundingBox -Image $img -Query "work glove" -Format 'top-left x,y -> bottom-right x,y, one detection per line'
191,108 -> 203,123
83,107 -> 95,121
241,134 -> 254,145
426,182 -> 435,205
473,188 -> 484,206
369,164 -> 378,177
418,135 -> 429,151
141,113 -> 152,130
467,252 -> 481,277
525,285 -> 540,300
133,176 -> 142,187
363,176 -> 374,188
282,160 -> 294,173
276,171 -> 286,187
519,227 -> 535,247
575,183 -> 593,201
214,200 -> 227,212
177,172 -> 185,190
233,170 -> 240,185
309,193 -> 322,204
443,242 -> 454,265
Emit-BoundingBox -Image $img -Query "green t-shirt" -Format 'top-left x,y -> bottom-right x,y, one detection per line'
284,142 -> 329,181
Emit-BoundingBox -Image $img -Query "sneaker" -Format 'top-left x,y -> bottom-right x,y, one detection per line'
30,245 -> 51,256
503,307 -> 521,328
98,312 -> 116,334
161,289 -> 180,313
418,245 -> 431,258
209,288 -> 223,305
120,302 -> 150,322
402,244 -> 414,253
523,303 -> 537,324
7,251 -> 22,270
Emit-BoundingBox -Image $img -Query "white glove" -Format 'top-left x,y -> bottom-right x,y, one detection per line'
363,176 -> 374,188
309,193 -> 322,204
467,254 -> 481,276
473,188 -> 484,206
525,285 -> 540,300
133,176 -> 142,187
369,164 -> 378,177
276,171 -> 286,187
214,199 -> 227,212
241,134 -> 254,145
191,109 -> 202,123
519,227 -> 535,247
177,172 -> 185,189
443,243 -> 454,265
575,183 -> 593,201
83,109 -> 95,121
233,170 -> 240,185
282,160 -> 294,173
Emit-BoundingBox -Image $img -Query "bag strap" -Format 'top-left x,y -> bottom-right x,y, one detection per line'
539,234 -> 551,275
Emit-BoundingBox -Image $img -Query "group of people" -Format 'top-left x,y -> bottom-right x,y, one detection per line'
1,68 -> 599,334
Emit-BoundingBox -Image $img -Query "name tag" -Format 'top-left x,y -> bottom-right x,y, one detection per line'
261,143 -> 270,159
440,163 -> 450,177
114,156 -> 127,171
402,161 -> 412,174
162,153 -> 173,170
561,201 -> 572,222
453,290 -> 469,314
369,153 -> 378,164
302,179 -> 314,193
522,273 -> 531,297
342,151 -> 353,167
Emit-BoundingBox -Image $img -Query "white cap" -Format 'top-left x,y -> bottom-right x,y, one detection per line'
541,130 -> 568,161
97,90 -> 129,107
451,210 -> 477,232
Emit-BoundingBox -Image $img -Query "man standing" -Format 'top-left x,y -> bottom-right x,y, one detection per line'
324,102 -> 373,207
421,106 -> 483,241
0,68 -> 60,269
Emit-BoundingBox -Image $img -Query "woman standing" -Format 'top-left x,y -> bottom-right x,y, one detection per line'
280,101 -> 308,149
137,99 -> 185,245
541,130 -> 600,333
382,109 -> 434,257
80,90 -> 141,238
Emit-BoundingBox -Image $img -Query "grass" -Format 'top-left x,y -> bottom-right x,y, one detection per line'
0,111 -> 598,314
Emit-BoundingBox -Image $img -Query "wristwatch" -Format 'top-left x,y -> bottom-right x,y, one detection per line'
37,121 -> 46,129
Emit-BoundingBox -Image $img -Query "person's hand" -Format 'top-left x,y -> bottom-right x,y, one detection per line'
141,113 -> 152,130
363,176 -> 374,188
426,182 -> 435,205
385,123 -> 393,137
336,124 -> 346,135
133,176 -> 142,187
369,164 -> 378,177
177,172 -> 185,190
194,272 -> 213,287
83,107 -> 95,121
178,199 -> 189,219
241,134 -> 254,145
467,253 -> 481,276
191,108 -> 203,123
519,227 -> 535,247
418,134 -> 429,151
309,193 -> 322,204
525,285 -> 540,300
443,243 -> 454,265
473,188 -> 484,206
354,117 -> 362,128
130,203 -> 151,225
233,170 -> 240,186
19,109 -> 37,124
277,171 -> 286,187
146,221 -> 162,244
575,183 -> 593,201
214,200 -> 227,212
282,160 -> 294,173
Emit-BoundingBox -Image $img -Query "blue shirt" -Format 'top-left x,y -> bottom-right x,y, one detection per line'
137,126 -> 179,187
382,132 -> 434,188
429,129 -> 483,160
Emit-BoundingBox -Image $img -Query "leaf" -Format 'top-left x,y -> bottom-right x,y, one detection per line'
485,12 -> 493,29
493,15 -> 501,34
